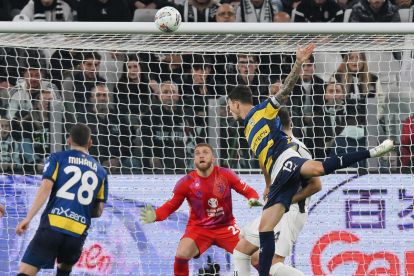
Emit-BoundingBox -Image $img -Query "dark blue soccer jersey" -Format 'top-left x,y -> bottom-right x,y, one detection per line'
244,97 -> 296,175
39,150 -> 108,237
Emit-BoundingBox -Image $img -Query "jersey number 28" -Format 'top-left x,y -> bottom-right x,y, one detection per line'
56,165 -> 98,205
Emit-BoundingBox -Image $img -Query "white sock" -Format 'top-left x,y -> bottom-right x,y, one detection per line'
269,262 -> 305,276
233,249 -> 252,276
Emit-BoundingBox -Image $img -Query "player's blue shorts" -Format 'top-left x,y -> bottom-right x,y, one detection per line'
263,157 -> 308,212
21,227 -> 86,269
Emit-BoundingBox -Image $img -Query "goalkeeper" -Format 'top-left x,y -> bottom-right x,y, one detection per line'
140,143 -> 261,276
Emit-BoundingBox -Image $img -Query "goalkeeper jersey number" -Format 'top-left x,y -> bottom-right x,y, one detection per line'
40,150 -> 108,237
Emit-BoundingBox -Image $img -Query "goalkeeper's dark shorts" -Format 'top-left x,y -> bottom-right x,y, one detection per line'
263,156 -> 308,213
21,227 -> 86,269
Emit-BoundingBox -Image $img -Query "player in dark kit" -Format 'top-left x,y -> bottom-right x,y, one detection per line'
140,143 -> 261,276
227,44 -> 394,276
16,123 -> 108,276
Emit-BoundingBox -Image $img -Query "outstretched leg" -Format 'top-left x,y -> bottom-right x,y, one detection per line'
301,139 -> 394,178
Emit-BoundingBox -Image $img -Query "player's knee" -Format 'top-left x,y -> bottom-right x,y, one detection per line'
311,163 -> 325,176
175,248 -> 195,259
272,254 -> 285,265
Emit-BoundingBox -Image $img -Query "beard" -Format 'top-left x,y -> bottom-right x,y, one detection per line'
195,160 -> 213,172
95,103 -> 109,114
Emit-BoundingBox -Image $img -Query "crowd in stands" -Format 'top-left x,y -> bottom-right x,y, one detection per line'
0,45 -> 409,174
0,0 -> 412,23
0,0 -> 412,174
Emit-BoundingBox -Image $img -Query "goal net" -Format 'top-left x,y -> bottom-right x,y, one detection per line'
0,23 -> 413,275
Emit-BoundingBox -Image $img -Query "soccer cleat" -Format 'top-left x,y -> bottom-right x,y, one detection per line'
369,139 -> 394,158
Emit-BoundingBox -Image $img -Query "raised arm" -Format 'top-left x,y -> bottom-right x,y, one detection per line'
141,179 -> 188,224
274,43 -> 316,105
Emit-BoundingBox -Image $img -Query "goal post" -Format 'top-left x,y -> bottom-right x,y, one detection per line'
0,23 -> 414,275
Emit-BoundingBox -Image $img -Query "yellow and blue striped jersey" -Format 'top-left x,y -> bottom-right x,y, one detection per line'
40,150 -> 108,237
244,97 -> 295,175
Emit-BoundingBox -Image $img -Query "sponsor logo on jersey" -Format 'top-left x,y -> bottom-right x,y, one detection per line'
51,206 -> 87,224
208,198 -> 218,208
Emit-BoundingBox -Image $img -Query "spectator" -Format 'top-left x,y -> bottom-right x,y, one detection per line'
8,58 -> 59,120
332,52 -> 384,166
273,11 -> 291,21
63,51 -> 106,114
183,62 -> 216,139
114,54 -> 152,121
141,81 -> 193,173
17,0 -> 74,21
177,0 -> 220,22
0,117 -> 21,173
321,81 -> 346,155
77,0 -> 132,22
215,3 -> 237,22
150,53 -> 186,93
287,54 -> 325,159
334,51 -> 383,120
49,49 -> 79,91
350,0 -> 400,22
279,0 -> 301,14
0,72 -> 11,116
77,83 -> 139,173
401,114 -> 414,168
227,54 -> 270,105
236,0 -> 277,22
99,51 -> 124,92
293,0 -> 344,22
12,89 -> 54,173
394,0 -> 412,8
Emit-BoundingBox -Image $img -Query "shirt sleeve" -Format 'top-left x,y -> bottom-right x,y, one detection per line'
269,96 -> 281,108
226,169 -> 259,200
155,177 -> 188,221
96,174 -> 109,203
42,154 -> 59,182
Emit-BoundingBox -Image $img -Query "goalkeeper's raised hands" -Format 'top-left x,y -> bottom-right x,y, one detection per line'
140,205 -> 156,224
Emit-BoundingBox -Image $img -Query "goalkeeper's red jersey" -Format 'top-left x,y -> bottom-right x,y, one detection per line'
155,166 -> 259,229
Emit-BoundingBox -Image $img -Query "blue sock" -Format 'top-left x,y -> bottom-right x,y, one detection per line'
259,231 -> 275,276
322,150 -> 370,175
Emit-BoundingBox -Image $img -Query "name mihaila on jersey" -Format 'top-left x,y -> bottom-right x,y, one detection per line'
40,150 -> 108,237
244,97 -> 295,174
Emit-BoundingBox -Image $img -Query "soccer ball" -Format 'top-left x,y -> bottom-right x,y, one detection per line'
155,7 -> 182,33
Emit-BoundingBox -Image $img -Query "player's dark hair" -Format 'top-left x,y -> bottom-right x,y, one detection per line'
228,85 -> 253,105
279,107 -> 291,129
79,51 -> 101,62
70,123 -> 91,147
194,143 -> 214,153
295,53 -> 314,64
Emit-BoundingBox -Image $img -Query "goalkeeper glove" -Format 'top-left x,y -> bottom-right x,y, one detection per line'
247,198 -> 262,208
140,205 -> 156,224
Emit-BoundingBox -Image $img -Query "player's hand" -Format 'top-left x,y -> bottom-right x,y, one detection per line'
247,198 -> 262,208
16,217 -> 31,236
296,43 -> 316,64
140,205 -> 156,224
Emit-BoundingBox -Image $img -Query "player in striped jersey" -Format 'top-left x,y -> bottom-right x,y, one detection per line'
16,123 -> 108,276
227,43 -> 394,276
